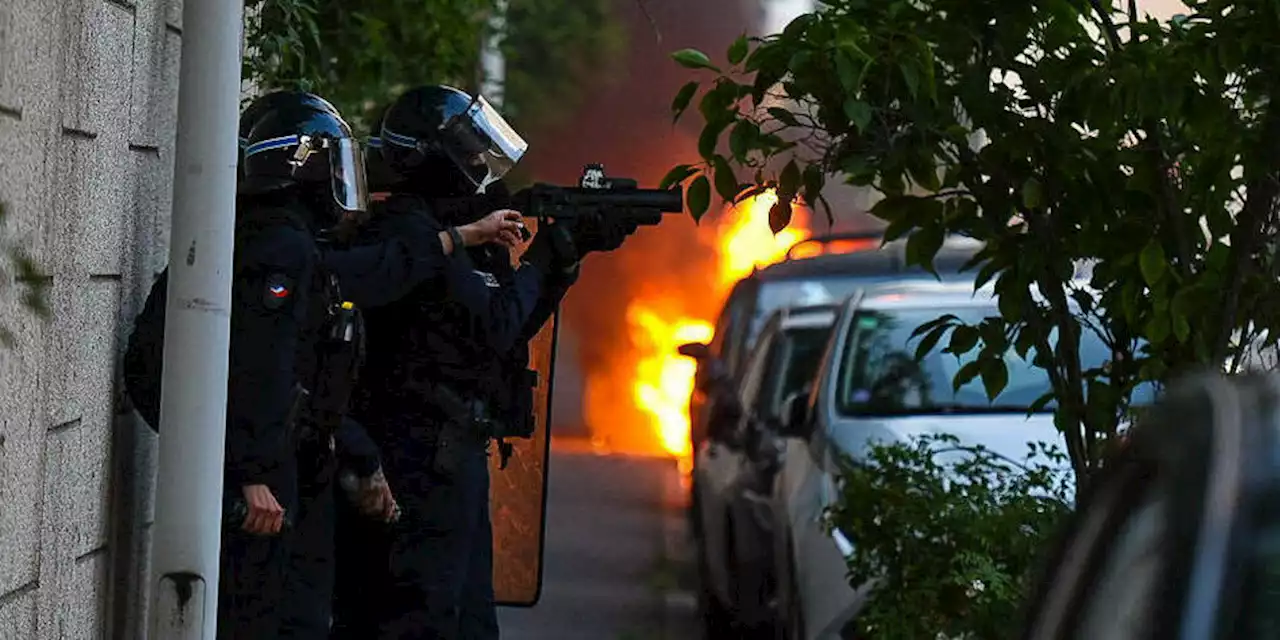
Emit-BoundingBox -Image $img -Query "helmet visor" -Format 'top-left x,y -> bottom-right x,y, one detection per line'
438,95 -> 528,192
329,137 -> 369,213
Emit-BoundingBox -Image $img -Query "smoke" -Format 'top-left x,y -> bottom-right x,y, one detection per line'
520,0 -> 762,442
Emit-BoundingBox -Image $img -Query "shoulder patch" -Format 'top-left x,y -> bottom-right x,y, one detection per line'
473,270 -> 501,288
263,273 -> 295,309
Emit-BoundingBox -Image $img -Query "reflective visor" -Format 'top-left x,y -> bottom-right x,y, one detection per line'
330,137 -> 369,213
438,95 -> 528,191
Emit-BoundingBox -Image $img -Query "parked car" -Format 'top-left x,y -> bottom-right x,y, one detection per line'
770,281 -> 1114,640
693,303 -> 840,638
679,232 -> 982,460
1019,372 -> 1280,640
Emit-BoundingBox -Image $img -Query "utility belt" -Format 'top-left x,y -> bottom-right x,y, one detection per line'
425,382 -> 515,479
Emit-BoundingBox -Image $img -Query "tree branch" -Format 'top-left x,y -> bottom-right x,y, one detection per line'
1214,105 -> 1280,361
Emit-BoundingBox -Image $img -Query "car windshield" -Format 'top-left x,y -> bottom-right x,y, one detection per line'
836,306 -> 1155,416
753,276 -> 914,348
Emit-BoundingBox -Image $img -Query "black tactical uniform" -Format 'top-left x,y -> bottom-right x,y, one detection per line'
220,93 -> 371,639
331,85 -> 637,640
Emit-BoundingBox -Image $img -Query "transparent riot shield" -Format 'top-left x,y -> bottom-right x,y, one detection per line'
492,221 -> 559,607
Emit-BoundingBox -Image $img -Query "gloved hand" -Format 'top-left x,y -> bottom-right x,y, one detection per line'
522,222 -> 580,276
572,214 -> 640,254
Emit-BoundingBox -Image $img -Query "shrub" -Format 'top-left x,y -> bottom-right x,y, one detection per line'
827,433 -> 1072,639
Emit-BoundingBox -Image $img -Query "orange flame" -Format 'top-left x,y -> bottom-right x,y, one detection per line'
617,192 -> 811,461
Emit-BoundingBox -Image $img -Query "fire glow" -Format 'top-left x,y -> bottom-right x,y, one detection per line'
610,191 -> 811,460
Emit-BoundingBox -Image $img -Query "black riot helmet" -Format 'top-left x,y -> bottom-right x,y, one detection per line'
240,94 -> 369,226
364,103 -> 401,194
239,91 -> 338,152
379,85 -> 528,197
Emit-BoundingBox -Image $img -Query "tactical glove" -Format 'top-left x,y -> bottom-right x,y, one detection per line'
522,223 -> 580,275
572,214 -> 640,255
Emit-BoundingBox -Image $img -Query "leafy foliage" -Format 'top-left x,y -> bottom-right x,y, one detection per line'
668,0 -> 1280,485
0,202 -> 51,348
828,434 -> 1072,639
242,0 -> 620,133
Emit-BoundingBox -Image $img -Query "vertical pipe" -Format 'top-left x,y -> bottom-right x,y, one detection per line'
480,0 -> 509,108
147,0 -> 245,637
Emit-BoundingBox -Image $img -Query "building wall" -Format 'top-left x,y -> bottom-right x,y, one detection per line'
0,0 -> 181,637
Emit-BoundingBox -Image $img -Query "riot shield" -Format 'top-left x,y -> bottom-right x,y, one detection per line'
492,222 -> 559,607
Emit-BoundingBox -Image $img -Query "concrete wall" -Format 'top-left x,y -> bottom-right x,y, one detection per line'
0,0 -> 181,637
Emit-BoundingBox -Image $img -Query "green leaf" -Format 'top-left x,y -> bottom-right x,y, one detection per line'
905,224 -> 946,275
802,163 -> 825,207
835,49 -> 861,91
767,107 -> 799,127
910,314 -> 960,338
769,197 -> 793,234
697,118 -> 731,160
914,325 -> 949,361
687,175 -> 711,222
1021,178 -> 1043,209
728,121 -> 756,163
1028,390 -> 1055,414
712,155 -> 739,202
1146,313 -> 1171,343
980,357 -> 1009,401
1139,240 -> 1167,286
844,98 -> 872,132
974,260 -> 1002,290
659,164 -> 698,190
1172,308 -> 1191,342
954,360 -> 982,391
779,160 -> 801,196
672,48 -> 719,71
671,81 -> 699,122
728,34 -> 749,65
899,60 -> 920,98
946,325 -> 980,356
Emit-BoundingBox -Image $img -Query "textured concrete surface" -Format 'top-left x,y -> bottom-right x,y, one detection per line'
0,0 -> 180,636
499,450 -> 700,640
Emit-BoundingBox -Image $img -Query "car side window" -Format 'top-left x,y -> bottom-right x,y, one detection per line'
749,337 -> 786,419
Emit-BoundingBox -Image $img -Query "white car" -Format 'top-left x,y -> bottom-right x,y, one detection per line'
692,303 -> 838,638
770,281 -> 1102,639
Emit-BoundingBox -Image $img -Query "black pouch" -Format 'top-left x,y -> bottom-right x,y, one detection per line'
499,368 -> 539,439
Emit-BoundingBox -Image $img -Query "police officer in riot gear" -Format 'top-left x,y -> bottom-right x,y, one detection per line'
235,92 -> 527,640
336,84 -> 639,640
220,95 -> 371,639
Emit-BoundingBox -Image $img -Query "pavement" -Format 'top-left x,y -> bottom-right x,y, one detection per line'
499,448 -> 701,640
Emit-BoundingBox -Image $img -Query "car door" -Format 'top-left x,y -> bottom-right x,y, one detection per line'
701,324 -> 779,604
1020,373 -> 1279,640
789,299 -> 878,638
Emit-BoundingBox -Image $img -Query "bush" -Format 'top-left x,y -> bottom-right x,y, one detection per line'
827,433 -> 1072,640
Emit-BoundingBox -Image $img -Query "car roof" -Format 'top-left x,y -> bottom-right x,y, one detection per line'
752,235 -> 982,283
858,280 -> 997,311
778,304 -> 839,330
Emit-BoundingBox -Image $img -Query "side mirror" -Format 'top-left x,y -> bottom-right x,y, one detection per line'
779,391 -> 813,438
678,341 -> 711,360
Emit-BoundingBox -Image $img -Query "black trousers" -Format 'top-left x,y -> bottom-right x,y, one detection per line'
331,415 -> 499,640
217,468 -> 297,640
279,438 -> 340,639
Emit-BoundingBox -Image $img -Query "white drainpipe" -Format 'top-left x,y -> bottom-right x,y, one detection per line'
147,0 -> 245,637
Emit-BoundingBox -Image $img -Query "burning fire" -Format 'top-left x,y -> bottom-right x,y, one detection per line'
618,191 -> 810,460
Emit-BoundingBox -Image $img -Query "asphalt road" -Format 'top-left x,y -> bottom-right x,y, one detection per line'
499,449 -> 700,640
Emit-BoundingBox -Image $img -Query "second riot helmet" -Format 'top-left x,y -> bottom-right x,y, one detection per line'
379,85 -> 528,195
240,93 -> 369,222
